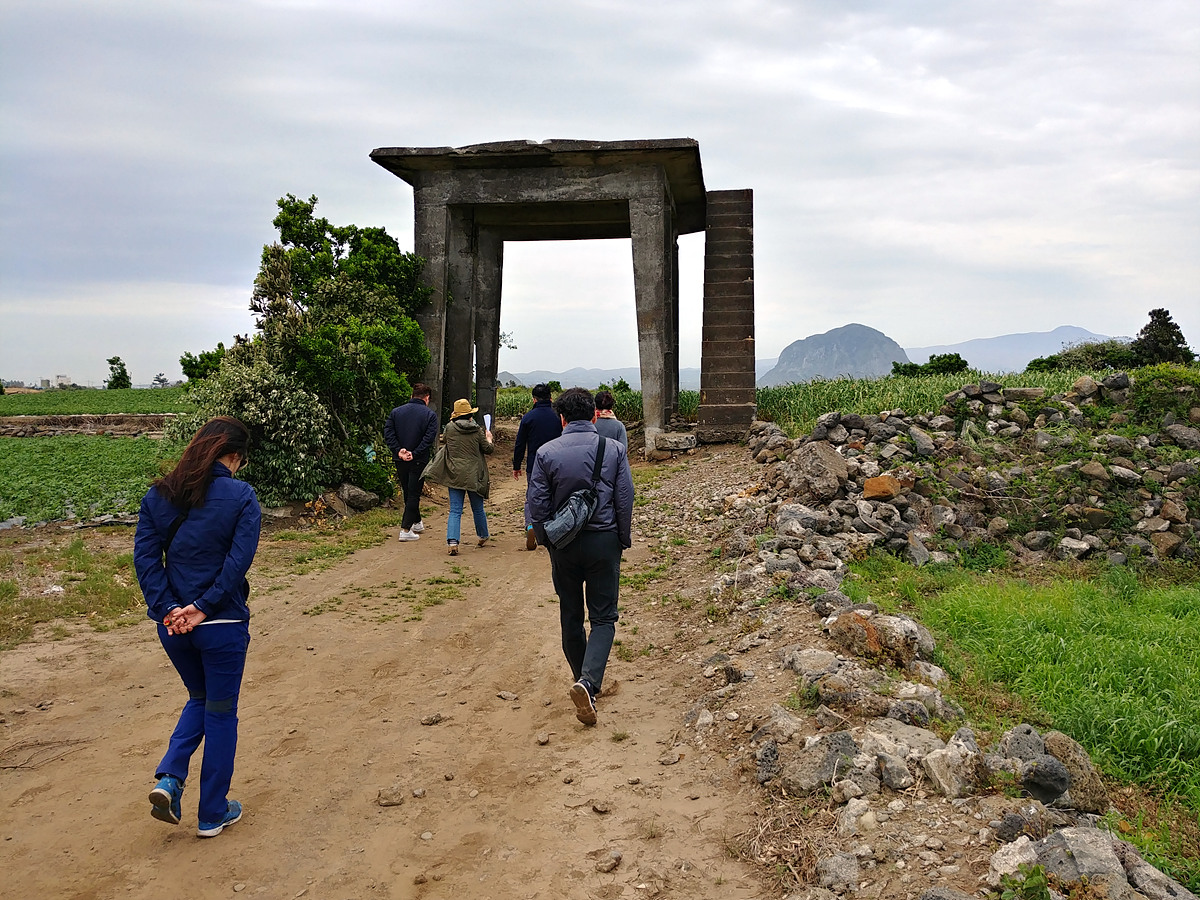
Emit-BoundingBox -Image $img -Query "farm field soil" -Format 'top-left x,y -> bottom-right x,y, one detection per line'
0,448 -> 767,900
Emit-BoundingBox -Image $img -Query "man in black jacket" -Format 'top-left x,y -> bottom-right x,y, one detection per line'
383,383 -> 439,542
525,388 -> 634,726
512,383 -> 563,549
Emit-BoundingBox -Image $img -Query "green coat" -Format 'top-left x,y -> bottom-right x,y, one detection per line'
422,417 -> 494,498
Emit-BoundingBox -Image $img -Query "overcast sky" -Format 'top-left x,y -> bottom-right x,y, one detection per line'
2,0 -> 1197,386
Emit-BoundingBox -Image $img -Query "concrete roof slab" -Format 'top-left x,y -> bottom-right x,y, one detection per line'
370,138 -> 707,235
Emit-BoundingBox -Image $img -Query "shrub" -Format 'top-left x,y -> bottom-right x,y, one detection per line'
893,353 -> 970,377
1129,363 -> 1200,425
171,358 -> 334,505
1025,339 -> 1138,373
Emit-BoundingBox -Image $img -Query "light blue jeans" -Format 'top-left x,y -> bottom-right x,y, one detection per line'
447,488 -> 488,543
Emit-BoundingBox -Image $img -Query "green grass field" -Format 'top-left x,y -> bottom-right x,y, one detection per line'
0,386 -> 192,415
0,435 -> 169,522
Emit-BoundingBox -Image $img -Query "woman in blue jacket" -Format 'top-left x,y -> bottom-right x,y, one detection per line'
134,416 -> 261,838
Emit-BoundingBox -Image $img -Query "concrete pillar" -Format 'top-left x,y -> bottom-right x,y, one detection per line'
629,195 -> 670,445
412,188 -> 449,416
473,227 -> 504,423
697,189 -> 756,441
442,206 -> 476,422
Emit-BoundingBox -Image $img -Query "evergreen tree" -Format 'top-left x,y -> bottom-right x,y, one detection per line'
1131,308 -> 1194,365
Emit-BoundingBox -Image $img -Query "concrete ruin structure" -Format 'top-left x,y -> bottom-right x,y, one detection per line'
369,138 -> 755,451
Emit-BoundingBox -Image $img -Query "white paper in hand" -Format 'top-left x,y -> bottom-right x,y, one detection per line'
484,413 -> 492,431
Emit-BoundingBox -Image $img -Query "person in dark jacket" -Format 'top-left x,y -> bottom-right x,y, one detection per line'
525,388 -> 634,727
134,416 -> 261,838
593,390 -> 628,448
512,383 -> 563,550
422,398 -> 495,555
383,383 -> 439,542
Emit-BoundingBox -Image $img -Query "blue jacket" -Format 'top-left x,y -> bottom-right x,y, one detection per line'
512,399 -> 563,471
384,398 -> 440,465
134,463 -> 261,623
525,421 -> 635,549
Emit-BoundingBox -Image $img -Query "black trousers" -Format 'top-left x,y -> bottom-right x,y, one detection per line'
394,458 -> 426,530
548,529 -> 622,693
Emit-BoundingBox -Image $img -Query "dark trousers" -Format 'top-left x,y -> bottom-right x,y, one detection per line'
548,529 -> 622,693
156,621 -> 250,823
394,458 -> 426,530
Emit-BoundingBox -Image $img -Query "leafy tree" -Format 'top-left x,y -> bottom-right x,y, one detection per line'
1131,308 -> 1194,366
547,380 -> 563,393
152,373 -> 170,388
187,194 -> 431,500
105,356 -> 132,390
180,342 -> 226,381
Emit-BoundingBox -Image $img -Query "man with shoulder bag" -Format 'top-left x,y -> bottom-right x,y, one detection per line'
525,388 -> 634,726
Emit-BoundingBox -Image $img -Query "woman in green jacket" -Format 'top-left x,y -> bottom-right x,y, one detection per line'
423,398 -> 494,555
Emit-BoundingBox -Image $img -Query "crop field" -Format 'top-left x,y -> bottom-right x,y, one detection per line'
756,369 -> 1091,435
0,386 -> 192,415
0,435 -> 169,523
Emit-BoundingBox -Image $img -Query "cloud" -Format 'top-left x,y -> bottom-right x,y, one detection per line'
1,0 -> 1197,382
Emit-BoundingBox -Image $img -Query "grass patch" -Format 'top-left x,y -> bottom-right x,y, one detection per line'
0,435 -> 169,522
0,533 -> 143,649
257,508 -> 406,575
849,551 -> 1200,888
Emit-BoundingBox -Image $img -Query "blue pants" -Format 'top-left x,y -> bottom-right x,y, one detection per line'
447,488 -> 488,543
548,530 -> 621,693
156,621 -> 250,823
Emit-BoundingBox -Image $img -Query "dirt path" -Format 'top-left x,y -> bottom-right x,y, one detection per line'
1,450 -> 767,899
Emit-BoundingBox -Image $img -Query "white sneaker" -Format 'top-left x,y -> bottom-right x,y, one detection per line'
397,530 -> 420,542
411,521 -> 425,534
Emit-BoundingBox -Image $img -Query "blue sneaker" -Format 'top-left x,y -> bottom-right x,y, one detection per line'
149,774 -> 183,825
196,800 -> 242,838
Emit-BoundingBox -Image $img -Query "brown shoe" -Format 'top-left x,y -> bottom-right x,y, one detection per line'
448,541 -> 459,556
525,528 -> 537,551
477,536 -> 488,548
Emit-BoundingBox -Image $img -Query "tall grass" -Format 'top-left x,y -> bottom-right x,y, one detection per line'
0,386 -> 192,415
758,369 -> 1091,436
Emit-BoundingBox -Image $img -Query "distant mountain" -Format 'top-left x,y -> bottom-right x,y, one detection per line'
758,324 -> 909,386
905,325 -> 1112,374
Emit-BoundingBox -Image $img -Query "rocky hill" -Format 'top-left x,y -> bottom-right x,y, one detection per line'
759,324 -> 910,386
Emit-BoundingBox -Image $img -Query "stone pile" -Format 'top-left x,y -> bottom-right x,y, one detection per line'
741,374 -> 1199,568
641,421 -> 1197,896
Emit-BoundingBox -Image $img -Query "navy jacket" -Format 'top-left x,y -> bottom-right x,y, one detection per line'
134,463 -> 261,623
384,398 -> 440,465
512,399 -> 563,471
525,421 -> 635,549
